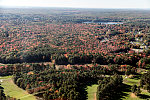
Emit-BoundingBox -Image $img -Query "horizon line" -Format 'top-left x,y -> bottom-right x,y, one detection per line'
0,6 -> 150,10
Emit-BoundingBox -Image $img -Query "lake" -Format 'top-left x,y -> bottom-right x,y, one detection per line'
83,21 -> 123,25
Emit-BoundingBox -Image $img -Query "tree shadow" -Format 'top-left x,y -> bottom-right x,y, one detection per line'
109,83 -> 131,100
0,85 -> 4,89
138,94 -> 150,99
130,74 -> 141,80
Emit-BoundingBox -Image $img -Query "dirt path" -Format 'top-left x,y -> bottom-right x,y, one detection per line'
94,93 -> 97,100
130,93 -> 137,98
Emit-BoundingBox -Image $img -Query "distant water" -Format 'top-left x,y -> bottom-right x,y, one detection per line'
83,21 -> 123,24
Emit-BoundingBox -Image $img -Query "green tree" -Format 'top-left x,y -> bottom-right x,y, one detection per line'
131,85 -> 137,93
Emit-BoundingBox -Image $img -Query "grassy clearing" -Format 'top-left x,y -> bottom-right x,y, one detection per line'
0,76 -> 12,79
123,75 -> 150,100
0,76 -> 36,100
86,84 -> 98,100
86,75 -> 150,100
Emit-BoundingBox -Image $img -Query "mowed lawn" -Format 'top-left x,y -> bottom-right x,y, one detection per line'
123,75 -> 150,100
0,76 -> 36,100
86,84 -> 98,100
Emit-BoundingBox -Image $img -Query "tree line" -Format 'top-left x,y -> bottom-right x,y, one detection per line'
13,65 -> 118,100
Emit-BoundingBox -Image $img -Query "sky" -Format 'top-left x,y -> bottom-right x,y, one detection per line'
0,0 -> 150,9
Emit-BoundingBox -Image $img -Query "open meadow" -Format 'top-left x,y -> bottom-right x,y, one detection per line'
0,76 -> 36,100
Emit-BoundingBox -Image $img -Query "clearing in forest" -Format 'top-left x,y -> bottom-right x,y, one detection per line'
123,75 -> 150,100
0,76 -> 36,100
86,84 -> 98,100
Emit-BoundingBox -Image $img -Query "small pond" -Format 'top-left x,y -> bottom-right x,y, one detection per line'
83,21 -> 123,24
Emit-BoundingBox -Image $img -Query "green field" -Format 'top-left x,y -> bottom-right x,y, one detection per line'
0,76 -> 36,100
86,84 -> 98,100
123,75 -> 150,100
86,75 -> 150,100
1,74 -> 150,100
